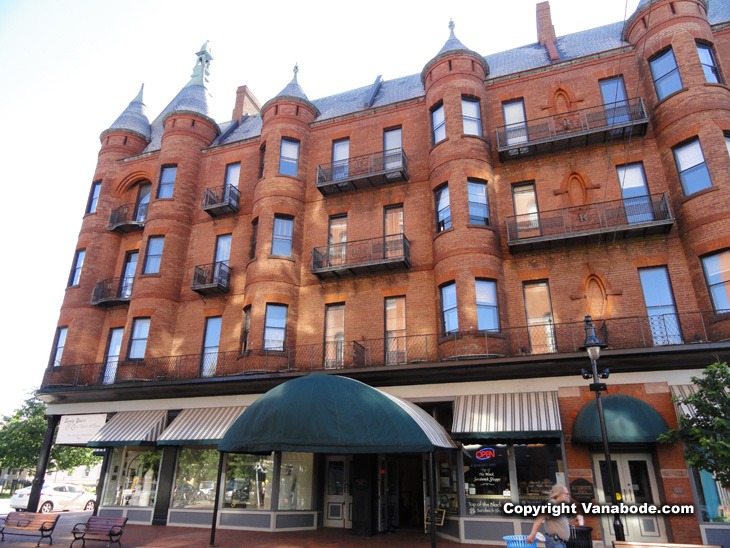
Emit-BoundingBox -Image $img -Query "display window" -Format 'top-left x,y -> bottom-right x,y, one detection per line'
224,453 -> 274,510
436,452 -> 460,515
515,443 -> 564,506
694,469 -> 730,523
171,447 -> 219,509
102,447 -> 161,507
279,452 -> 314,510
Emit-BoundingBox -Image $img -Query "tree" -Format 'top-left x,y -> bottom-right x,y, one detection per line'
659,362 -> 730,488
0,396 -> 100,472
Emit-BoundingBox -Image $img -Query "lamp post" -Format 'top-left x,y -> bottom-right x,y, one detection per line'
579,315 -> 625,541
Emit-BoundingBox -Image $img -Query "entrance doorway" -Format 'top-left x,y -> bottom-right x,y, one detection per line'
376,455 -> 424,532
592,453 -> 668,543
324,456 -> 352,528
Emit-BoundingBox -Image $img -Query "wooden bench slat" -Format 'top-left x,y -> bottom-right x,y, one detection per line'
0,511 -> 59,546
71,516 -> 127,548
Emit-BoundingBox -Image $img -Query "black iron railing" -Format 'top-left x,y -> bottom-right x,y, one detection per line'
202,184 -> 240,214
107,203 -> 148,230
505,193 -> 672,243
91,277 -> 134,305
496,98 -> 648,151
316,148 -> 408,188
41,311 -> 728,388
311,234 -> 410,272
192,262 -> 231,292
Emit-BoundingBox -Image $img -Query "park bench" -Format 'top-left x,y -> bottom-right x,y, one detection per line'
0,511 -> 59,546
614,541 -> 722,548
71,516 -> 127,548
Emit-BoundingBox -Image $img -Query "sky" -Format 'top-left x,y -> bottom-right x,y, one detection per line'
0,0 -> 641,417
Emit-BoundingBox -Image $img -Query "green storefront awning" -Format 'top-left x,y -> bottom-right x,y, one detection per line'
218,374 -> 457,454
572,394 -> 669,443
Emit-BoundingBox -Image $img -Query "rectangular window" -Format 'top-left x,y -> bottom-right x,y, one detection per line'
121,250 -> 138,298
435,185 -> 451,232
215,234 -> 232,265
279,138 -> 299,177
279,452 -> 314,511
201,316 -> 222,377
324,303 -> 345,368
702,250 -> 730,312
476,279 -> 499,332
50,327 -> 68,367
328,216 -> 347,267
599,76 -> 629,125
241,306 -> 251,351
693,469 -> 730,523
384,127 -> 403,172
129,318 -> 150,359
143,236 -> 164,274
103,327 -> 124,384
224,453 -> 274,510
332,139 -> 350,180
86,181 -> 101,214
225,162 -> 241,188
259,143 -> 266,179
250,219 -> 258,260
617,163 -> 653,224
639,267 -> 681,345
503,99 -> 527,145
650,48 -> 682,100
523,281 -> 556,353
385,296 -> 406,365
68,249 -> 85,286
136,183 -> 151,222
512,183 -> 539,237
157,166 -> 177,199
172,447 -> 220,508
674,138 -> 712,195
264,304 -> 287,350
697,42 -> 722,83
725,134 -> 730,158
384,205 -> 404,259
271,216 -> 294,257
441,282 -> 458,334
462,97 -> 482,136
467,180 -> 489,225
432,103 -> 445,144
102,447 -> 161,507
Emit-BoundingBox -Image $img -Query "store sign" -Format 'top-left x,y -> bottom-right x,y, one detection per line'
475,447 -> 496,460
570,478 -> 595,503
56,414 -> 107,445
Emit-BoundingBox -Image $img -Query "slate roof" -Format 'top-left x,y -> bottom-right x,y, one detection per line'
103,85 -> 151,142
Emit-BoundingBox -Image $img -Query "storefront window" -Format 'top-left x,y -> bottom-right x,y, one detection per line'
694,469 -> 730,522
224,453 -> 273,510
102,447 -> 161,507
279,452 -> 314,510
171,447 -> 219,509
436,452 -> 459,515
515,443 -> 563,506
463,445 -> 511,515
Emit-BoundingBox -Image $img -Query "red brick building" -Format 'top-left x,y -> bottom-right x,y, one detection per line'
36,1 -> 730,545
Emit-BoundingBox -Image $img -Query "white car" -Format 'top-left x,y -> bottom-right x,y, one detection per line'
10,483 -> 95,513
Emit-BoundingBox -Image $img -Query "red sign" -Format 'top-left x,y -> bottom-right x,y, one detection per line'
475,447 -> 496,460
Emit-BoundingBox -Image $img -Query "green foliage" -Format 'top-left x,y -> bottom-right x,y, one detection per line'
175,448 -> 219,487
0,396 -> 100,473
659,362 -> 730,488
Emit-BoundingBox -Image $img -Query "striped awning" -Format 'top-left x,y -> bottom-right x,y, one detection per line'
451,392 -> 562,441
158,407 -> 246,445
670,384 -> 699,418
87,410 -> 167,447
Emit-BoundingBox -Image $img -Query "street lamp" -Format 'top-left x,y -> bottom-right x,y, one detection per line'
579,315 -> 625,541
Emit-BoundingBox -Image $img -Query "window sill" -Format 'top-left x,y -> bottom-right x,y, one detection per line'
438,332 -> 461,343
478,330 -> 506,339
246,257 -> 257,267
655,87 -> 688,107
433,227 -> 455,241
66,284 -> 80,289
140,273 -> 162,278
467,223 -> 497,232
83,212 -> 98,218
275,173 -> 302,182
268,255 -> 296,262
429,137 -> 449,153
710,311 -> 730,324
155,198 -> 175,202
681,185 -> 718,204
460,133 -> 488,144
704,82 -> 730,91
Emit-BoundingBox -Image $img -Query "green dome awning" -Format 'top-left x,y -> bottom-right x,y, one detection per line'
218,374 -> 457,454
572,394 -> 669,443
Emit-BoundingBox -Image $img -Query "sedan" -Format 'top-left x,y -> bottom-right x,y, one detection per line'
10,483 -> 96,513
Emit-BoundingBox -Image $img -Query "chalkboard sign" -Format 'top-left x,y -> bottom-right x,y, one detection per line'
425,508 -> 446,526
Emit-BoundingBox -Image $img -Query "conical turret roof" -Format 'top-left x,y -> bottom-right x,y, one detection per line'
262,64 -> 320,116
421,20 -> 489,83
101,84 -> 151,142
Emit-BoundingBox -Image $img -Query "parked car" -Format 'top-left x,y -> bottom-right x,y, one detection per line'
10,482 -> 96,513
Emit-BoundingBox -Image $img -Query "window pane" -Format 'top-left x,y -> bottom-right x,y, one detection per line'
70,250 -> 85,286
476,280 -> 497,306
280,139 -> 299,176
225,163 -> 241,188
172,447 -> 220,508
698,44 -> 722,84
279,453 -> 314,510
651,49 -> 682,99
203,317 -> 222,350
143,237 -> 164,274
87,182 -> 101,214
52,327 -> 67,366
703,251 -> 730,312
264,304 -> 287,350
129,318 -> 150,359
468,181 -> 489,225
384,206 -> 404,236
102,447 -> 161,507
158,167 -> 176,199
224,453 -> 274,510
639,268 -> 674,308
514,443 -> 563,506
476,280 -> 499,331
432,104 -> 445,143
524,282 -> 552,321
462,98 -> 482,136
216,234 -> 232,263
675,140 -> 711,194
600,77 -> 627,104
463,444 -> 510,515
384,128 -> 402,151
617,164 -> 648,198
272,217 -> 293,256
436,186 -> 451,231
441,283 -> 458,333
675,140 -> 704,171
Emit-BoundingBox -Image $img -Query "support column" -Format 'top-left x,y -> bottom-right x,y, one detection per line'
26,415 -> 60,513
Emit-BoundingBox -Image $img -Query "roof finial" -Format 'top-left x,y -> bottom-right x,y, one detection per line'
186,41 -> 213,88
448,19 -> 456,38
132,83 -> 145,104
293,62 -> 299,82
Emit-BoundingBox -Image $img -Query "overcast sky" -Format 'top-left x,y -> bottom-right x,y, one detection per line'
0,0 -> 639,417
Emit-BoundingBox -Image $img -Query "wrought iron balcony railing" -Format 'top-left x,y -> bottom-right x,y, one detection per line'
202,184 -> 240,217
505,193 -> 673,251
315,148 -> 408,195
496,98 -> 649,161
311,234 -> 411,278
41,311 -> 729,389
90,277 -> 134,306
191,261 -> 231,295
107,203 -> 148,232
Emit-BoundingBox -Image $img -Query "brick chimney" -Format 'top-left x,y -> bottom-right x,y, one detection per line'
537,1 -> 560,61
231,85 -> 262,120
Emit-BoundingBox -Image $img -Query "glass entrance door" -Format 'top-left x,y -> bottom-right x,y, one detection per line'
324,456 -> 352,528
592,453 -> 668,542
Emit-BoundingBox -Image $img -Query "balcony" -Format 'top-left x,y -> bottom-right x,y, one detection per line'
107,203 -> 148,233
90,277 -> 134,306
191,261 -> 231,295
505,193 -> 674,252
311,234 -> 411,279
315,148 -> 408,196
495,98 -> 649,161
40,311 -> 730,389
202,184 -> 240,217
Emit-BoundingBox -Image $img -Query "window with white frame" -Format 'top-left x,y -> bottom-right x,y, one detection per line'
476,279 -> 499,332
129,318 -> 150,359
650,48 -> 682,100
271,216 -> 294,257
279,139 -> 300,176
68,249 -> 85,286
697,42 -> 722,83
441,282 -> 458,334
86,181 -> 101,214
435,185 -> 451,232
468,179 -> 489,225
143,236 -> 164,274
264,304 -> 287,350
702,250 -> 730,313
432,103 -> 445,144
50,327 -> 68,367
673,138 -> 712,195
462,97 -> 482,136
157,166 -> 177,199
